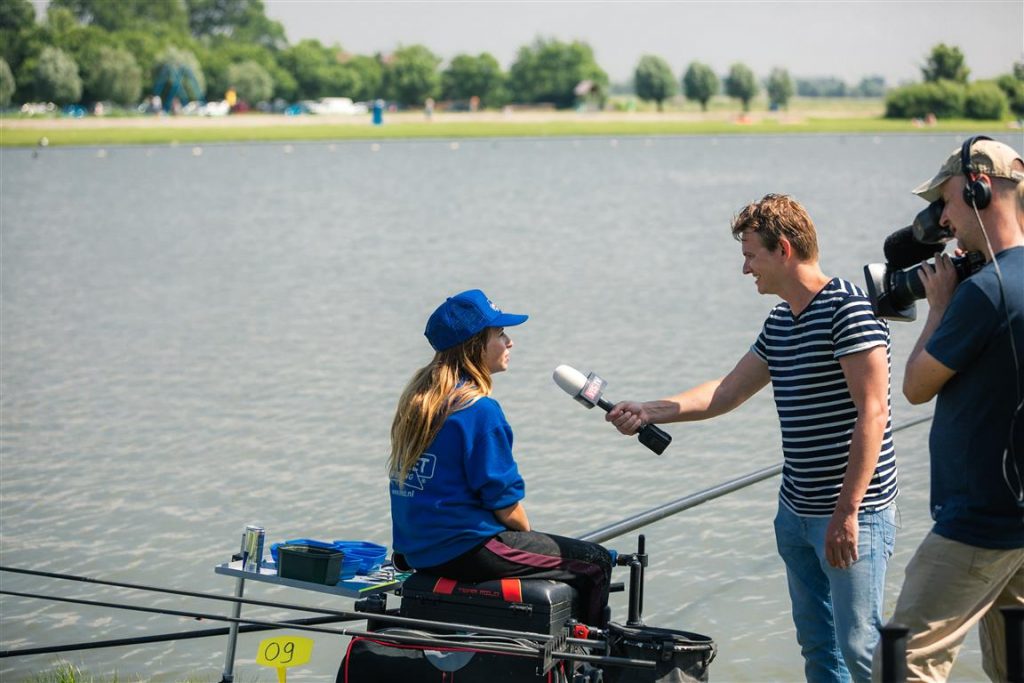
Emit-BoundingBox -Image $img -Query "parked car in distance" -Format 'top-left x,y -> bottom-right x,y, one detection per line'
200,100 -> 231,116
306,97 -> 368,115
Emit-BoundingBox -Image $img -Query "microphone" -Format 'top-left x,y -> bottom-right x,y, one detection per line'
883,225 -> 943,270
552,365 -> 672,455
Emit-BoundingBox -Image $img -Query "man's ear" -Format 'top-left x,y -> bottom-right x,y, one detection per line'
778,236 -> 793,259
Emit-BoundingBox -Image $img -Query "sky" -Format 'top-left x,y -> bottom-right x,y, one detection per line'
262,0 -> 1024,85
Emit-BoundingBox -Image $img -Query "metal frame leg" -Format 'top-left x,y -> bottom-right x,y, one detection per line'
220,576 -> 245,683
1004,606 -> 1024,683
878,624 -> 909,683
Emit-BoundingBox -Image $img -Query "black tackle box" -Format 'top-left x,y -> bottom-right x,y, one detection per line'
339,628 -> 573,683
399,573 -> 580,635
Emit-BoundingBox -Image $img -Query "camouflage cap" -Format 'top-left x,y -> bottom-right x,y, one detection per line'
912,138 -> 1024,202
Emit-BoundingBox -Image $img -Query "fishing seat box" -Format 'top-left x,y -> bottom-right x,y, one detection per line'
398,573 -> 581,635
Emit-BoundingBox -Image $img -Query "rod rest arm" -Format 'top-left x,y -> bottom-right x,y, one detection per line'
615,552 -> 648,568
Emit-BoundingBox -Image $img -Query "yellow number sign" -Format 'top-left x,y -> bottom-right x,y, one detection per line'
256,635 -> 314,683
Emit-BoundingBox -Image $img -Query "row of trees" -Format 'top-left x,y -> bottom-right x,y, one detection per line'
0,0 -> 610,110
631,45 -> 1024,118
1,1 -> 1021,119
633,57 -> 800,112
796,76 -> 885,98
884,44 -> 1024,120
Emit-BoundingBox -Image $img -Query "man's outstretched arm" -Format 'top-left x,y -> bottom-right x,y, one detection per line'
606,351 -> 770,435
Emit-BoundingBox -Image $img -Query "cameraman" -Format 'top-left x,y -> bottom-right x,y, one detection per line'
874,138 -> 1024,682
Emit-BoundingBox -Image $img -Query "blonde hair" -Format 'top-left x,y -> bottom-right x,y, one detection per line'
731,193 -> 819,261
389,328 -> 493,486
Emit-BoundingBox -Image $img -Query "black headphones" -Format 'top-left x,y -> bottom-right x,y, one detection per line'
960,134 -> 993,209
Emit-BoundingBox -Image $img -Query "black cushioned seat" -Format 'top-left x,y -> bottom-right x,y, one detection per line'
399,573 -> 580,635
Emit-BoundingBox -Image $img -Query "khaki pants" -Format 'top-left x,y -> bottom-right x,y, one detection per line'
873,532 -> 1024,682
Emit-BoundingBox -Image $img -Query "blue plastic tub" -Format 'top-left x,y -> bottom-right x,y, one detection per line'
332,540 -> 387,573
269,539 -> 362,581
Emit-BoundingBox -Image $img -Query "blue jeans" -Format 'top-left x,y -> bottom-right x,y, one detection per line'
774,502 -> 896,683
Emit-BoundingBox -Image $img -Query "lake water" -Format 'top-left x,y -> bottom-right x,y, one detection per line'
1,131 -> 1008,681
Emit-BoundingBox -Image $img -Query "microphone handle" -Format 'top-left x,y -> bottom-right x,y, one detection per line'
594,396 -> 671,455
638,424 -> 671,455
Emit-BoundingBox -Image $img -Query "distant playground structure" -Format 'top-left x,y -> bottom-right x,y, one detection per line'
151,62 -> 204,113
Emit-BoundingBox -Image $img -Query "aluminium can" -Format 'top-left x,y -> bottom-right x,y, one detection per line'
240,524 -> 265,572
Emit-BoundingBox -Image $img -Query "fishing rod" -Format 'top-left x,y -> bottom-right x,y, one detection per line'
0,615 -> 349,658
0,588 -> 655,671
0,566 -> 595,653
2,414 -> 932,661
580,414 -> 933,544
582,462 -> 782,544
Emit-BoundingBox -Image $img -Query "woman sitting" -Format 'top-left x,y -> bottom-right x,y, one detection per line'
388,289 -> 613,626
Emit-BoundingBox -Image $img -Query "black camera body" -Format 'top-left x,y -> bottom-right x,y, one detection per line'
863,201 -> 985,322
864,252 -> 985,322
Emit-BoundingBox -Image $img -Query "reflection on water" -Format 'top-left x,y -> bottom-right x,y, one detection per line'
1,133 -> 999,681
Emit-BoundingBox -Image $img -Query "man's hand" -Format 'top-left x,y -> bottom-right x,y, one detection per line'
903,254 -> 960,404
825,510 -> 859,569
919,253 -> 960,316
606,401 -> 648,435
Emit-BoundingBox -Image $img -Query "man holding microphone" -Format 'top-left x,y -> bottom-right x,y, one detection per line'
607,193 -> 898,683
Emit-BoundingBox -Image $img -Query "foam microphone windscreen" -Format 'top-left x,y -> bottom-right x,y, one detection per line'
553,365 -> 587,396
883,226 -> 944,270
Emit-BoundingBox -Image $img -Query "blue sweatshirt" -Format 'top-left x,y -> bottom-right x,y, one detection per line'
389,396 -> 526,567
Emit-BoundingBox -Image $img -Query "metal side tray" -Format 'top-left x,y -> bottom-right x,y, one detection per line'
214,560 -> 402,597
213,560 -> 404,682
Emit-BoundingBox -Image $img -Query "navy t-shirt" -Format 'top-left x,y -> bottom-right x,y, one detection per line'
389,396 -> 525,567
926,246 -> 1024,549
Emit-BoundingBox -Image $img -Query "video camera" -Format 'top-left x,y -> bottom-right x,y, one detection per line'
863,200 -> 985,322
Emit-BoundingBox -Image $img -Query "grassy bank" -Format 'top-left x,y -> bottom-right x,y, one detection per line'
0,115 -> 1005,148
3,94 -> 1016,148
27,662 -> 216,683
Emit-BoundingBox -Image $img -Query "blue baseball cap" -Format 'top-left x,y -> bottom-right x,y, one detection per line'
424,289 -> 528,352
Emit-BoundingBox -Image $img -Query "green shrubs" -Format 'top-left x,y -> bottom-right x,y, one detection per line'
85,47 -> 142,106
885,80 -> 964,119
964,82 -> 1009,120
885,79 -> 1013,120
227,60 -> 274,104
995,74 -> 1024,118
34,47 -> 82,105
883,44 -> 1020,121
0,57 -> 14,107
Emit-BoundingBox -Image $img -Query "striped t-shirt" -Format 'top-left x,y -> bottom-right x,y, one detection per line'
752,278 -> 898,517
